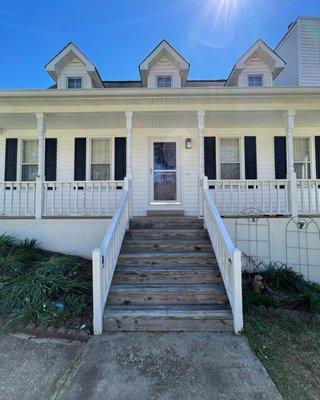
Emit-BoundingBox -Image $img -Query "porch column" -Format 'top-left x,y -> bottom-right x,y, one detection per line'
125,111 -> 133,216
35,113 -> 46,219
198,111 -> 205,217
285,110 -> 298,217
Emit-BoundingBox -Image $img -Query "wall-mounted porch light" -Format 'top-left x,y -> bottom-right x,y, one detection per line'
185,138 -> 192,149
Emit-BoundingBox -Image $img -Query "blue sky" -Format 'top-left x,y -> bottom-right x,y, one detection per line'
1,0 -> 320,89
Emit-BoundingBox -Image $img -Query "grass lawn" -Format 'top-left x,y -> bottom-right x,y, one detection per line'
243,267 -> 320,400
244,313 -> 320,400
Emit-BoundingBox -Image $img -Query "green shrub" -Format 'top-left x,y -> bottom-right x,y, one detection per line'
243,265 -> 320,314
0,239 -> 91,329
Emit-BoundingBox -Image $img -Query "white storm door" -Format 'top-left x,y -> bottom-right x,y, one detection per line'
149,140 -> 180,203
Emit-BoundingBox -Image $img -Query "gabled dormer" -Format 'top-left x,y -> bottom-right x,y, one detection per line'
45,42 -> 103,89
226,40 -> 285,87
139,40 -> 190,88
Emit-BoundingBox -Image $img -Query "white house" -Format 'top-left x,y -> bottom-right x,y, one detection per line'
1,16 -> 320,334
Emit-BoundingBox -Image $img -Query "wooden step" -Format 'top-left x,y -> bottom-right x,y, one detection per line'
113,265 -> 222,284
117,251 -> 216,267
125,228 -> 209,240
103,305 -> 233,332
130,217 -> 203,230
147,210 -> 185,217
121,239 -> 212,253
107,284 -> 228,306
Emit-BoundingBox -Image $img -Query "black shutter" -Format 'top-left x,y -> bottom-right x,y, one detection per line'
204,137 -> 216,179
45,139 -> 57,181
274,137 -> 287,179
315,137 -> 320,179
114,137 -> 126,180
245,136 -> 257,179
5,139 -> 18,181
74,138 -> 86,180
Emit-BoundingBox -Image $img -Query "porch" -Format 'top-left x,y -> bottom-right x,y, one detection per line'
0,91 -> 320,219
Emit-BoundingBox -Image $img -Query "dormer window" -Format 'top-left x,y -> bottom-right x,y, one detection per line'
67,77 -> 83,89
247,74 -> 263,87
156,75 -> 172,88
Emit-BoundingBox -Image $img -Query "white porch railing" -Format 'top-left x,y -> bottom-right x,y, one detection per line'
0,182 -> 36,216
297,179 -> 320,215
203,177 -> 243,333
208,179 -> 290,215
92,178 -> 130,334
43,181 -> 124,216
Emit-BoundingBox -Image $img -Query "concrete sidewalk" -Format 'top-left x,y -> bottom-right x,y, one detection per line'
0,332 -> 84,400
60,332 -> 282,400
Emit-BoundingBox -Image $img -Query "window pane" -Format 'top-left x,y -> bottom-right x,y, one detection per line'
154,172 -> 176,201
154,142 -> 176,170
157,76 -> 172,88
221,163 -> 240,179
91,164 -> 110,180
67,78 -> 82,89
294,138 -> 309,162
23,140 -> 38,164
294,163 -> 310,179
248,75 -> 263,87
22,165 -> 38,181
220,138 -> 240,163
91,139 -> 111,163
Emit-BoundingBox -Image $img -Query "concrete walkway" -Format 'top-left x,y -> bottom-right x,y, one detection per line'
0,331 -> 282,400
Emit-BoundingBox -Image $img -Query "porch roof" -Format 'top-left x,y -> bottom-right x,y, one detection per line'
0,109 -> 320,130
0,87 -> 319,115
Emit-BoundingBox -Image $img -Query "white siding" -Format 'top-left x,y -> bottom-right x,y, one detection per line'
238,54 -> 273,87
57,57 -> 92,89
147,55 -> 181,88
274,23 -> 299,86
299,18 -> 320,86
275,17 -> 320,87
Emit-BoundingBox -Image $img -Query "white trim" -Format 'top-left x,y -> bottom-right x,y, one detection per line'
246,73 -> 264,87
156,75 -> 173,88
66,76 -> 84,89
148,138 -> 181,205
87,136 -> 114,181
217,136 -> 244,180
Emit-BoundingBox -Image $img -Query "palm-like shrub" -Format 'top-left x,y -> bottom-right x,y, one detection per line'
0,234 -> 91,329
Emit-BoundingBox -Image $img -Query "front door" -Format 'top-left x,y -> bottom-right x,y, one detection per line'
149,139 -> 180,204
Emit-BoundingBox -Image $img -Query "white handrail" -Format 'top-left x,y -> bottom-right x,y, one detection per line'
203,177 -> 243,333
92,177 -> 130,334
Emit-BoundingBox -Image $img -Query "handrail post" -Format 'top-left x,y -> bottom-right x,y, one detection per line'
232,249 -> 243,334
92,248 -> 103,335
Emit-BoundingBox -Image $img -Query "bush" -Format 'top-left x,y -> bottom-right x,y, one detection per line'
0,234 -> 92,329
243,265 -> 320,314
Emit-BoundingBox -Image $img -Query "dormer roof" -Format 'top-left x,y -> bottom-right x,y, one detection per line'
139,40 -> 190,86
45,42 -> 103,88
226,39 -> 286,86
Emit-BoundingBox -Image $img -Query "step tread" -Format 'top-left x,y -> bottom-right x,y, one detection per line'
109,283 -> 226,294
115,265 -> 219,272
118,251 -> 215,258
104,306 -> 232,319
123,238 -> 211,244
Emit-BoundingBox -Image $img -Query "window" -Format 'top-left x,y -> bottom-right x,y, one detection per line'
22,140 -> 38,181
219,138 -> 241,179
247,74 -> 263,87
91,139 -> 111,180
156,75 -> 172,88
294,138 -> 310,179
67,77 -> 82,89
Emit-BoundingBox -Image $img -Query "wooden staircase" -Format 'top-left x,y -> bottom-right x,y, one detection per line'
103,216 -> 233,332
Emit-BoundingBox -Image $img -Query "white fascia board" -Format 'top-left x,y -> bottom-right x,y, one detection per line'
45,43 -> 103,87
